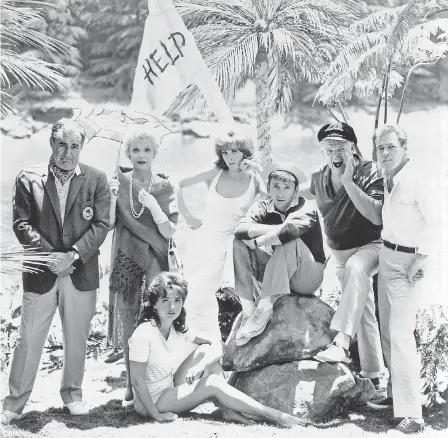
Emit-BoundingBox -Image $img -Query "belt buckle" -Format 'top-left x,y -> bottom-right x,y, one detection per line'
394,243 -> 398,251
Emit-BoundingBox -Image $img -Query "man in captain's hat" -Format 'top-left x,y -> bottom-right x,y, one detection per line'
301,122 -> 385,390
231,162 -> 326,346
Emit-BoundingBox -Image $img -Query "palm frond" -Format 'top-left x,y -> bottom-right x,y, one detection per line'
1,50 -> 69,91
0,91 -> 19,118
276,0 -> 360,26
169,32 -> 258,112
0,1 -> 72,117
384,0 -> 431,61
1,1 -> 70,57
350,6 -> 407,34
176,0 -> 257,28
1,244 -> 51,275
320,31 -> 386,83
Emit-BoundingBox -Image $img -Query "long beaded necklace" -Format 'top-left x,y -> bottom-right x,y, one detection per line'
129,171 -> 153,219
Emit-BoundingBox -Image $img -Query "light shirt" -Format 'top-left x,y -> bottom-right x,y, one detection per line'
128,320 -> 198,388
381,160 -> 439,255
50,165 -> 81,225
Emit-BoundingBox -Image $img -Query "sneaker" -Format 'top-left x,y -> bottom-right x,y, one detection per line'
367,397 -> 393,410
235,305 -> 273,346
393,417 -> 425,434
314,342 -> 352,364
1,410 -> 22,425
63,400 -> 90,415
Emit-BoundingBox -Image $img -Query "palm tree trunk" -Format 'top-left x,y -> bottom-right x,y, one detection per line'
255,47 -> 272,167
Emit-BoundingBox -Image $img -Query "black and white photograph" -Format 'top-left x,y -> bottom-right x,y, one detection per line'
1,0 -> 447,437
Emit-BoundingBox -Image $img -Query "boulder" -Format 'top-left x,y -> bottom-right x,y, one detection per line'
223,294 -> 335,372
230,360 -> 375,421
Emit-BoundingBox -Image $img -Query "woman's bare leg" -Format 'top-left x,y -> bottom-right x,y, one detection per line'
123,347 -> 134,401
156,374 -> 304,428
173,344 -> 222,385
172,345 -> 253,425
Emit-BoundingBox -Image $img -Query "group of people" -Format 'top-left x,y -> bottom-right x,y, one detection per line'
1,117 -> 438,434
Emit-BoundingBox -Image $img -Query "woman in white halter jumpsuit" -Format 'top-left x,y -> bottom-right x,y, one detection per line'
178,132 -> 266,340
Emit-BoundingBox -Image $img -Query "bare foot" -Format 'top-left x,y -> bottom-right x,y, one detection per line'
277,412 -> 307,428
124,390 -> 134,402
221,408 -> 254,425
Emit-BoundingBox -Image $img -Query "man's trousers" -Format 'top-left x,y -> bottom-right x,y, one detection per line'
3,275 -> 97,414
330,241 -> 384,378
378,246 -> 422,419
233,238 -> 324,301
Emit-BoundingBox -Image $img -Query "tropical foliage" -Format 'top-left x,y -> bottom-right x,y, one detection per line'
173,0 -> 361,164
416,306 -> 448,408
0,0 -> 71,117
35,0 -> 88,78
81,0 -> 147,91
317,0 -> 448,106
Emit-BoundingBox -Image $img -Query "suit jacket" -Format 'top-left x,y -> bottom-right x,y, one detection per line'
13,162 -> 111,293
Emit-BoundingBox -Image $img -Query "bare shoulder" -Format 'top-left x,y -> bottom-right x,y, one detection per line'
179,167 -> 220,187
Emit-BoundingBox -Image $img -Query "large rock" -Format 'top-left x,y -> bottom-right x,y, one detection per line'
230,360 -> 375,421
223,294 -> 335,371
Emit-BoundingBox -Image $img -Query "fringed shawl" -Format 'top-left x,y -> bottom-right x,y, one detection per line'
109,168 -> 178,303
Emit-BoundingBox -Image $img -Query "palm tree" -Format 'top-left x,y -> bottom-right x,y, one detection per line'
0,0 -> 71,117
173,0 -> 360,165
316,0 -> 448,126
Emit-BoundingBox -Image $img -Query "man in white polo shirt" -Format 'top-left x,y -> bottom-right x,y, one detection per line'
368,124 -> 439,434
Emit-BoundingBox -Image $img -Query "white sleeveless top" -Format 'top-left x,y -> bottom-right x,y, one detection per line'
201,169 -> 256,236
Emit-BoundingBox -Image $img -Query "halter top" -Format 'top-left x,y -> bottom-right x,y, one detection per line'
201,169 -> 256,235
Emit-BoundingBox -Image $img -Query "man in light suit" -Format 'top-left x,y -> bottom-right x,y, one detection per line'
1,119 -> 110,424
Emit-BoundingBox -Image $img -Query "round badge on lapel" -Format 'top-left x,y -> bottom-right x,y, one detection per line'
83,206 -> 93,220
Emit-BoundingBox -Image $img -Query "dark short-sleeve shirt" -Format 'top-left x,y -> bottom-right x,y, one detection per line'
310,157 -> 383,250
234,197 -> 326,264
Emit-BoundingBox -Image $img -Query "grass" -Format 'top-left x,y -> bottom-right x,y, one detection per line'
1,345 -> 447,438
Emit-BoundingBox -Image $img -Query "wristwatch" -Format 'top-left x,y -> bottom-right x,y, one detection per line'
69,248 -> 80,261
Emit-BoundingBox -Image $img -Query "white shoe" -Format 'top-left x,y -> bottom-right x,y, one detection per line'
1,410 -> 22,425
63,400 -> 90,415
314,342 -> 352,364
235,305 -> 273,346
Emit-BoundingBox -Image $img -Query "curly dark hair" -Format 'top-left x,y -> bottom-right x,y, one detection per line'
214,132 -> 254,170
136,272 -> 188,333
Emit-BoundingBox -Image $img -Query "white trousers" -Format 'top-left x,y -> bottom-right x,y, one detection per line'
331,241 -> 384,378
378,246 -> 422,419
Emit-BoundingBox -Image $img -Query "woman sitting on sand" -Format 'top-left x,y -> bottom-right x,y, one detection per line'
128,271 -> 302,427
178,130 -> 266,339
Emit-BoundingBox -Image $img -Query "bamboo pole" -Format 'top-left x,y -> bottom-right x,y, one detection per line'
384,62 -> 392,125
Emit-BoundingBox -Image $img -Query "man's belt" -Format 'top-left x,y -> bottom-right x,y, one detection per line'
383,239 -> 417,254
